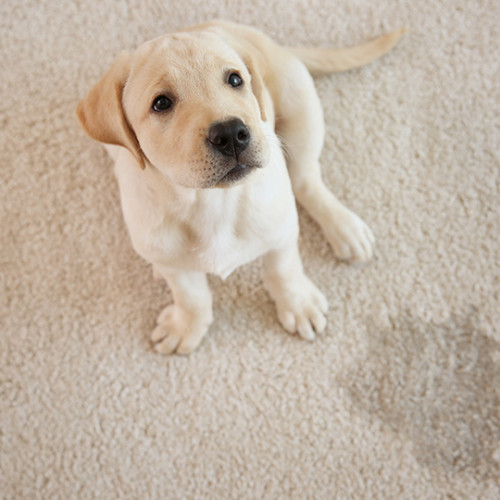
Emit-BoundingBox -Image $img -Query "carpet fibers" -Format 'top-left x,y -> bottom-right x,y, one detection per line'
1,0 -> 499,498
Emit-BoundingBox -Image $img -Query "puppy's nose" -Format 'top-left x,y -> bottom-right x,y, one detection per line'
208,118 -> 250,157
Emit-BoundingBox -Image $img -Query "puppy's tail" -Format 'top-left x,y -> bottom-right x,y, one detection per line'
289,28 -> 406,76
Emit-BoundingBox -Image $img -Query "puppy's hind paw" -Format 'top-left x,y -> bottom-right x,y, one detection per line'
325,208 -> 375,264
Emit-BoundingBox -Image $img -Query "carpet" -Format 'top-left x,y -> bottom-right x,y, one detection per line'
1,0 -> 499,498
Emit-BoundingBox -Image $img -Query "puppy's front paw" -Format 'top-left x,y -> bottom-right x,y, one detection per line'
151,305 -> 211,355
325,208 -> 375,263
271,277 -> 328,341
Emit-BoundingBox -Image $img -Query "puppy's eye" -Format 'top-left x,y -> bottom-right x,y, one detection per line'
152,95 -> 173,112
227,72 -> 243,88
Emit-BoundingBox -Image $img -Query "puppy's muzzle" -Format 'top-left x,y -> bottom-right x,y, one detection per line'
208,118 -> 250,157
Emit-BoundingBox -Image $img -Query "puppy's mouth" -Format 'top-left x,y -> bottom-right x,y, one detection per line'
216,162 -> 254,186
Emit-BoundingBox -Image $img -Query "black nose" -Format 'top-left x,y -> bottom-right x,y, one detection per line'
208,118 -> 250,157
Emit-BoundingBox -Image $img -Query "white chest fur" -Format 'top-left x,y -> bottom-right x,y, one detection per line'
112,141 -> 298,279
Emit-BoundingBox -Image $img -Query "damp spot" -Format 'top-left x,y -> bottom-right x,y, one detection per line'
341,309 -> 500,480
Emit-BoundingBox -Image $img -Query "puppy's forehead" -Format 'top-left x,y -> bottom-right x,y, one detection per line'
131,32 -> 244,83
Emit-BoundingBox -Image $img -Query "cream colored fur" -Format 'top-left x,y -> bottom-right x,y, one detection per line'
76,20 -> 403,354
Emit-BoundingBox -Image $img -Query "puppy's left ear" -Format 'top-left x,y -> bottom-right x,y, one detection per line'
76,52 -> 146,169
242,53 -> 268,123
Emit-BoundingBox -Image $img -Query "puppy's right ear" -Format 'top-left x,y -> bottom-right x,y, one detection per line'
76,52 -> 145,169
242,53 -> 267,123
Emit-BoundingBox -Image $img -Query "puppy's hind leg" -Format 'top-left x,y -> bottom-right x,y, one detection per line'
277,60 -> 375,263
151,267 -> 213,355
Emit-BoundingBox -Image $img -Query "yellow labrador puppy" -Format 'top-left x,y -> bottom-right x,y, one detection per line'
77,20 -> 404,354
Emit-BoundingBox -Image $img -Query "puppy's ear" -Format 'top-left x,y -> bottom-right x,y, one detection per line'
242,53 -> 267,123
76,52 -> 145,169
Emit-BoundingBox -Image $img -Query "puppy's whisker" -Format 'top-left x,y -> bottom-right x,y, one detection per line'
274,133 -> 295,162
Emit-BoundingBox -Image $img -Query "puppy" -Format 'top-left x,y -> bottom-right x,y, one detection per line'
77,20 -> 404,354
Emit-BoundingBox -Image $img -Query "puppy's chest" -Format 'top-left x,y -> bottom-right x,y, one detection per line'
154,187 -> 296,279
183,216 -> 265,279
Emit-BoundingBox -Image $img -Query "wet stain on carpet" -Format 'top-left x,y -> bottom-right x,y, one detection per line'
342,309 -> 500,479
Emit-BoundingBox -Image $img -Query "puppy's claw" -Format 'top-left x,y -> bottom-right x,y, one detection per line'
297,319 -> 316,341
279,310 -> 297,333
153,326 -> 181,354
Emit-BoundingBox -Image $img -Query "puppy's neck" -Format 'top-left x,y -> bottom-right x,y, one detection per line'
141,159 -> 199,206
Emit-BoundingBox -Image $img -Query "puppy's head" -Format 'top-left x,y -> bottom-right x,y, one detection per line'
77,31 -> 269,188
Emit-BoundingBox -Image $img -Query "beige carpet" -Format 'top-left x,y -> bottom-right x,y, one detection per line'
2,0 -> 499,498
